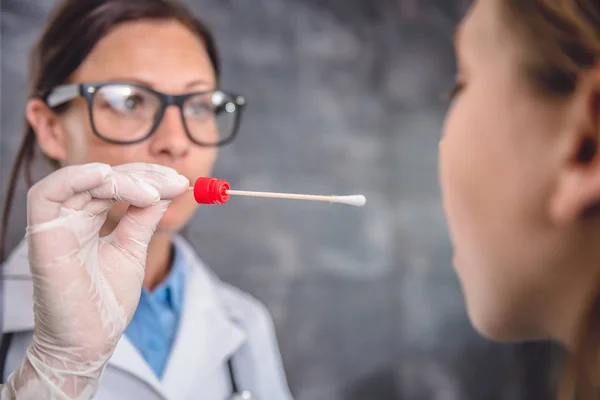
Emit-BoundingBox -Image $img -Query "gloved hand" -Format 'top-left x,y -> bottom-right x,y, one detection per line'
1,162 -> 190,400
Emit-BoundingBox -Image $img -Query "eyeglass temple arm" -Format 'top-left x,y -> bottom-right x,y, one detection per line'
46,84 -> 80,108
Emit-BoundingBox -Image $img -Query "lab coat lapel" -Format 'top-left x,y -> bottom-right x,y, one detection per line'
160,238 -> 246,399
107,335 -> 166,397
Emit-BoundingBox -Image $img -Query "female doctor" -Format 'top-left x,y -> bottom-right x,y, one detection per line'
0,0 -> 293,399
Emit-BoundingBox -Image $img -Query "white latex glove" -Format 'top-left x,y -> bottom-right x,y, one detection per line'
1,162 -> 190,400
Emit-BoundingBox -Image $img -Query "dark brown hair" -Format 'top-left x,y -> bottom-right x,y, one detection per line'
503,1 -> 600,399
0,0 -> 221,262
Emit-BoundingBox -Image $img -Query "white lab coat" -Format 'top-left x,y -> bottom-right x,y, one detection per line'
1,235 -> 294,400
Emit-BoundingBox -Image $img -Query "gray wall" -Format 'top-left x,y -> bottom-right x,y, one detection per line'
1,0 -> 559,399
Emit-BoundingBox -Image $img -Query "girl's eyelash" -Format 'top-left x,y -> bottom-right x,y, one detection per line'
443,82 -> 464,101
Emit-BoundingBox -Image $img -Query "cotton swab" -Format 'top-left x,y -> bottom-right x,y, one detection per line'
190,177 -> 366,207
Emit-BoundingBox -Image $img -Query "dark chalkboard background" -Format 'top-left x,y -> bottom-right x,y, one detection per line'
1,0 -> 561,399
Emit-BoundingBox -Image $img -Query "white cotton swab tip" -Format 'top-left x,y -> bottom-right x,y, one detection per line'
329,195 -> 367,207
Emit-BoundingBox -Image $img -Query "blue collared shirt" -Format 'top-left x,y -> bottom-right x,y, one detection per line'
125,245 -> 186,379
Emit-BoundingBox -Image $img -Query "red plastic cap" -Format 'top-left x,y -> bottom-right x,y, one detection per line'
193,177 -> 230,204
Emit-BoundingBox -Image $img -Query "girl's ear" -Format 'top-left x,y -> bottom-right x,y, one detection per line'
550,69 -> 600,224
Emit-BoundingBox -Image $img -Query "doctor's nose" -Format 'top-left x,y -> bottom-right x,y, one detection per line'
148,107 -> 191,161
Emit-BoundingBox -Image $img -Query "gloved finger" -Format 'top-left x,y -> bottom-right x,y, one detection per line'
28,163 -> 113,225
28,162 -> 188,227
62,193 -> 115,215
87,168 -> 189,206
112,163 -> 190,199
62,191 -> 93,210
112,162 -> 181,175
83,199 -> 115,215
89,171 -> 160,205
105,200 -> 171,270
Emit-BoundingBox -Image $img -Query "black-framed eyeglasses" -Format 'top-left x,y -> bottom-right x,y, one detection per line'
43,81 -> 246,146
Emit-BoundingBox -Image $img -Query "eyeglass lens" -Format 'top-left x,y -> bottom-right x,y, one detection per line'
91,84 -> 238,144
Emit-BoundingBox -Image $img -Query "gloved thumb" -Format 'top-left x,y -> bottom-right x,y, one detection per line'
107,200 -> 171,263
101,200 -> 172,309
